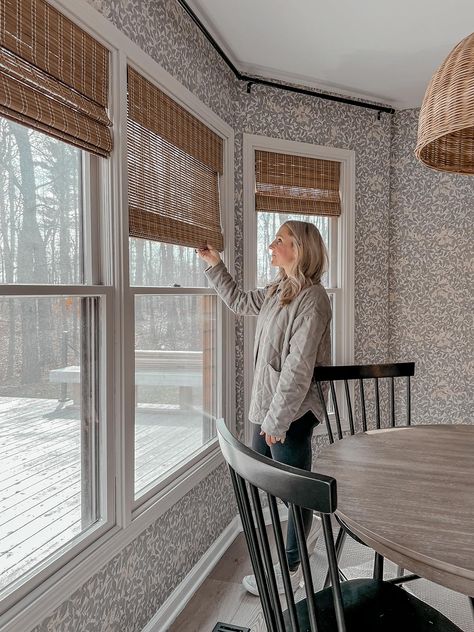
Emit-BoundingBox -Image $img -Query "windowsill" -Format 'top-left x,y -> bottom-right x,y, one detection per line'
133,438 -> 222,517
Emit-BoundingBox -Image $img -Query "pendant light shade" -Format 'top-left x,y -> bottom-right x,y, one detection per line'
416,32 -> 474,174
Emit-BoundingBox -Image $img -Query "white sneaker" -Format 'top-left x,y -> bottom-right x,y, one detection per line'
242,563 -> 303,596
242,517 -> 321,596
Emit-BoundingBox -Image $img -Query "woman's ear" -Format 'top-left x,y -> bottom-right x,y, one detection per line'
291,239 -> 298,259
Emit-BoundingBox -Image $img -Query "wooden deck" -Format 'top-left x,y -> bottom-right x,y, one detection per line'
0,396 -> 203,592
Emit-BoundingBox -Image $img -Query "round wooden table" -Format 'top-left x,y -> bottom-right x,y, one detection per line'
315,425 -> 474,596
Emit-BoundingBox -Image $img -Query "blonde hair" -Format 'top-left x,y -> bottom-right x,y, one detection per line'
268,220 -> 328,306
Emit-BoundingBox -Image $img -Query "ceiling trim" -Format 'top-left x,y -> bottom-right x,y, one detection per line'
177,0 -> 395,114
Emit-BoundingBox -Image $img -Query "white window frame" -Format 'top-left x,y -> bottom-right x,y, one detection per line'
120,59 -> 235,518
242,134 -> 355,444
0,133 -> 116,617
0,0 -> 235,628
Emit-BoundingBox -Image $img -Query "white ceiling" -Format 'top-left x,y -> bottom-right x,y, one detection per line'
187,0 -> 474,109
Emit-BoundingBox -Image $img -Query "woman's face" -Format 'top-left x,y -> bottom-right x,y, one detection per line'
269,225 -> 296,270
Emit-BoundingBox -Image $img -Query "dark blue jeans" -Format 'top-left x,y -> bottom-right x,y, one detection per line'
251,411 -> 319,570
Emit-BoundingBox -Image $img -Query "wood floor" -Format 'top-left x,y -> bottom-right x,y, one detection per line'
170,531 -> 266,632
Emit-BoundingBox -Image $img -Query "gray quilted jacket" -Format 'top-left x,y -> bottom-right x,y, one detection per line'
205,261 -> 332,437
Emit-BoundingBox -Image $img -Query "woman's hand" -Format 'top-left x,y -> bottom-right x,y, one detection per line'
260,430 -> 286,446
195,246 -> 221,268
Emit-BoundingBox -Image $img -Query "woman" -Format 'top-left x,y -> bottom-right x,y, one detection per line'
197,220 -> 331,596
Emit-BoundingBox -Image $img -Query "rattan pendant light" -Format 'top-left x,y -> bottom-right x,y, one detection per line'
416,32 -> 474,174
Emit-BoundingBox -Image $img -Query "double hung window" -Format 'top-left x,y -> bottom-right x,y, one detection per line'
126,68 -> 226,501
243,135 -> 355,438
0,0 -> 113,602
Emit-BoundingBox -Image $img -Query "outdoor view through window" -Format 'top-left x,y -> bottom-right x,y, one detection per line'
130,240 -> 217,498
0,118 -> 102,596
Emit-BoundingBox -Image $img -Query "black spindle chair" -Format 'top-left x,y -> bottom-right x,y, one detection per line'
217,419 -> 462,632
313,362 -> 415,585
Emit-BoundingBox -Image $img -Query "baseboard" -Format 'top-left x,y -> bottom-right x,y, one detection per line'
143,505 -> 289,631
142,517 -> 240,632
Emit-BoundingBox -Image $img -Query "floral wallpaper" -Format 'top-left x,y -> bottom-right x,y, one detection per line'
30,2 -> 473,632
389,109 -> 474,425
88,0 -> 237,127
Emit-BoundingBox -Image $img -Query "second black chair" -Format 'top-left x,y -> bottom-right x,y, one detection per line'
312,362 -> 415,583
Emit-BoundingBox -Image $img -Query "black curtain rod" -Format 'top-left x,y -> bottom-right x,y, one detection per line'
176,0 -> 395,115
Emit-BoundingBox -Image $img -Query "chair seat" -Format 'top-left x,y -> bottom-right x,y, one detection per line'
283,579 -> 463,632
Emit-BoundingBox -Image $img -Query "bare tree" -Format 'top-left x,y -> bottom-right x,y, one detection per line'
11,123 -> 55,382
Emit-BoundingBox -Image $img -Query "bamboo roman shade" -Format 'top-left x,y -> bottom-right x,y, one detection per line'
255,150 -> 341,217
127,67 -> 224,251
0,0 -> 113,156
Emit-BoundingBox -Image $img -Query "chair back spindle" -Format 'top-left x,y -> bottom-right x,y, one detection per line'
406,375 -> 412,425
330,381 -> 343,440
374,378 -> 381,429
268,494 -> 300,630
249,484 -> 286,632
343,380 -> 355,435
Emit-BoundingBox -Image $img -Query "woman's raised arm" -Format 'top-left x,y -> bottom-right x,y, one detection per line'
197,247 -> 267,316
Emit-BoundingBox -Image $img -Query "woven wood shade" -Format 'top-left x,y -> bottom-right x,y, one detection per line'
0,0 -> 112,156
128,67 -> 224,251
255,150 -> 341,216
416,32 -> 474,174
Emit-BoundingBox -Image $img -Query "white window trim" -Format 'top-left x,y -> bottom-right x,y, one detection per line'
118,56 -> 235,520
242,134 -> 355,445
0,0 -> 235,628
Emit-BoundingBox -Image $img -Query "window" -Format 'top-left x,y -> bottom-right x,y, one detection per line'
132,292 -> 218,497
243,135 -> 355,441
127,68 -> 228,502
0,0 -> 115,606
0,120 -> 110,600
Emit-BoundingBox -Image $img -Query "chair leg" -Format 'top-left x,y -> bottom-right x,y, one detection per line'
324,527 -> 347,588
373,552 -> 384,580
469,596 -> 474,624
396,564 -> 405,586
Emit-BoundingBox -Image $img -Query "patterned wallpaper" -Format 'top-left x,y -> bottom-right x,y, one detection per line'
389,109 -> 474,425
31,2 -> 473,632
88,0 -> 237,127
